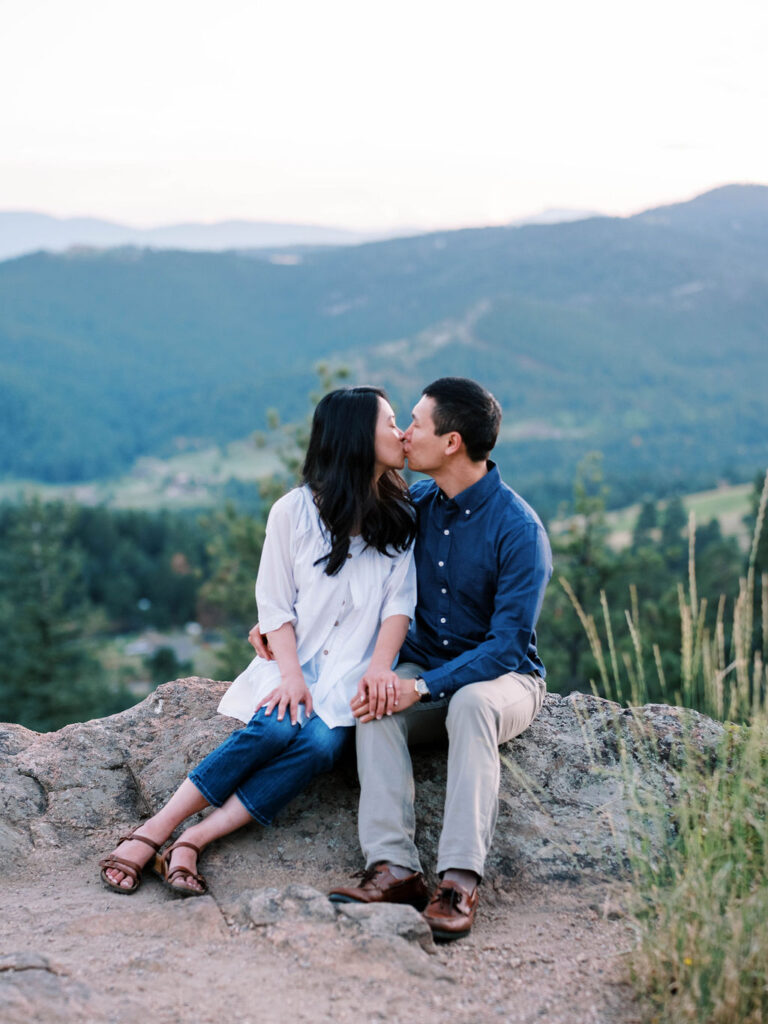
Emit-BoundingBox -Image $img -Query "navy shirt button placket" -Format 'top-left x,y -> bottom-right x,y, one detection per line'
437,512 -> 454,649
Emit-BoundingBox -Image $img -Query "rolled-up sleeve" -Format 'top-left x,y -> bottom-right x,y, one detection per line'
255,496 -> 299,633
380,544 -> 417,622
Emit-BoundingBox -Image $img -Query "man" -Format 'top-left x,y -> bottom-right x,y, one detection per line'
328,377 -> 552,941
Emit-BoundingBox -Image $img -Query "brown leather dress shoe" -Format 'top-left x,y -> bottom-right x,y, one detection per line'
328,863 -> 429,911
422,880 -> 479,941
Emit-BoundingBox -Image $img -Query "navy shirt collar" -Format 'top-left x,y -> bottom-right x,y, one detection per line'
437,461 -> 501,513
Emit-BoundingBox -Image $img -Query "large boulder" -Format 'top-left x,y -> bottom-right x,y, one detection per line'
0,677 -> 724,892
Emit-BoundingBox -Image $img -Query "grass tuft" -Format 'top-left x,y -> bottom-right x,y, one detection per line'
563,469 -> 768,1023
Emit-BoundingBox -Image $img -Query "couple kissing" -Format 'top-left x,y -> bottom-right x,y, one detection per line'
100,376 -> 552,943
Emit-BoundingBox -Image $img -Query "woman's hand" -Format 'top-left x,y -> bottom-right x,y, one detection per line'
255,673 -> 313,725
350,666 -> 401,720
248,623 -> 274,660
353,678 -> 422,722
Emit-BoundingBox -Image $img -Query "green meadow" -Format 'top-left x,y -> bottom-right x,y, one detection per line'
0,439 -> 283,511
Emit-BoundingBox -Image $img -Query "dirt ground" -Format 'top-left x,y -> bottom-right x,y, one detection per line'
1,849 -> 643,1024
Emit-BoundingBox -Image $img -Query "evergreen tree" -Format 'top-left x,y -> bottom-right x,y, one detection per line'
746,470 -> 768,573
538,453 -> 614,690
0,500 -> 129,730
745,469 -> 768,659
660,496 -> 688,572
632,498 -> 658,549
196,503 -> 266,678
144,646 -> 193,685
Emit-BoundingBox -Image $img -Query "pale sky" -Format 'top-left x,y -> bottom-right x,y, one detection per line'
1,0 -> 767,230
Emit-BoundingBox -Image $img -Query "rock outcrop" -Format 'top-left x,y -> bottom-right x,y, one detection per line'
2,679 -> 723,1023
0,677 -> 724,888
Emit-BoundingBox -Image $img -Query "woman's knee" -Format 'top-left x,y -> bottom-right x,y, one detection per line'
241,708 -> 299,749
302,723 -> 350,770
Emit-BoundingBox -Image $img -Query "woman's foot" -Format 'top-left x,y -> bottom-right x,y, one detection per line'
164,841 -> 206,894
153,837 -> 208,896
101,825 -> 167,890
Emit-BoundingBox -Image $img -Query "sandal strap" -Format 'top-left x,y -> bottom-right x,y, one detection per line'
167,840 -> 202,855
161,841 -> 208,892
117,830 -> 162,853
99,854 -> 142,881
166,865 -> 206,888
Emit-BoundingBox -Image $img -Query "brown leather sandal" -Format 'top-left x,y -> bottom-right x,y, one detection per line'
153,840 -> 208,898
99,829 -> 162,894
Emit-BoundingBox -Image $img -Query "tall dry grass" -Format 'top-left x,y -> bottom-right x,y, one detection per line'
563,470 -> 768,1024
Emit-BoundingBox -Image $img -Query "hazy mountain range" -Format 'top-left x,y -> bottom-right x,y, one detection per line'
1,184 -> 766,515
0,209 -> 599,262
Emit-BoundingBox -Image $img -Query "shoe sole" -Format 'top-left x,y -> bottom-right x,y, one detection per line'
328,893 -> 429,912
427,927 -> 471,942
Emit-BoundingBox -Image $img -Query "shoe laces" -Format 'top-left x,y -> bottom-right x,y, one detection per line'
350,866 -> 379,886
433,884 -> 463,911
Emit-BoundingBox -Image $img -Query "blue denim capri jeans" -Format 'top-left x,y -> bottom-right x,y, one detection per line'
188,708 -> 352,826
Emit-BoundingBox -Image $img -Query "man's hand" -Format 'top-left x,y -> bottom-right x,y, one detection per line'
255,674 -> 312,725
248,623 -> 274,660
352,677 -> 422,722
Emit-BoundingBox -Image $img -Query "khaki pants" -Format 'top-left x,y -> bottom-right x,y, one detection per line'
356,662 -> 545,878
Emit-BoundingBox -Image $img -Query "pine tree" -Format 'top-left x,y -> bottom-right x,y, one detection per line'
632,498 -> 658,549
0,499 -> 117,730
539,453 -> 614,689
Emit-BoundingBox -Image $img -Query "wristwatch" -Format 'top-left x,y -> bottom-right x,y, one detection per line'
414,677 -> 430,698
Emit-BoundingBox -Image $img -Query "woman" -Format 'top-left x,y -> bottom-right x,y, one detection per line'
99,386 -> 416,896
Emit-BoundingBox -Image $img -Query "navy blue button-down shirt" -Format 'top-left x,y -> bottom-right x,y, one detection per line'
399,462 -> 552,700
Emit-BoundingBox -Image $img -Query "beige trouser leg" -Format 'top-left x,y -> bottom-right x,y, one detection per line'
356,662 -> 546,878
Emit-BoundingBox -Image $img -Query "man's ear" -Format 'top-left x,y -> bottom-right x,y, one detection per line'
444,431 -> 463,456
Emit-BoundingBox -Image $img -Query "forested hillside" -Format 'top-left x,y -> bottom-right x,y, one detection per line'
2,184 -> 767,511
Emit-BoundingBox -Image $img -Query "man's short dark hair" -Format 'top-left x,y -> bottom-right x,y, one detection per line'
422,377 -> 502,462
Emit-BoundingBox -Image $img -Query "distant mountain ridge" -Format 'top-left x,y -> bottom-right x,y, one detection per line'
0,208 -> 601,262
1,184 -> 767,514
0,213 -> 376,261
633,183 -> 768,234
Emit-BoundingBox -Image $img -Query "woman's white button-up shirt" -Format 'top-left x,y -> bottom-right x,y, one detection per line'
217,485 -> 416,728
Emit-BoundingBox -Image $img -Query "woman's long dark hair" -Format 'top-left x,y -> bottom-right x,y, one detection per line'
302,387 -> 415,576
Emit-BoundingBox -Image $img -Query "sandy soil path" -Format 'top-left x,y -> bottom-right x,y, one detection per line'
1,855 -> 641,1024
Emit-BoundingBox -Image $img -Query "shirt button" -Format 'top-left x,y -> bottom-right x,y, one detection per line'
438,560 -> 444,567
439,692 -> 445,698
334,621 -> 339,627
440,617 -> 446,623
323,649 -> 329,655
347,554 -> 352,559
465,509 -> 471,515
442,639 -> 449,646
443,529 -> 450,535
441,588 -> 447,594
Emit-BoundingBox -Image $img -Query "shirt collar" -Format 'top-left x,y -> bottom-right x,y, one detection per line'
438,461 -> 501,513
